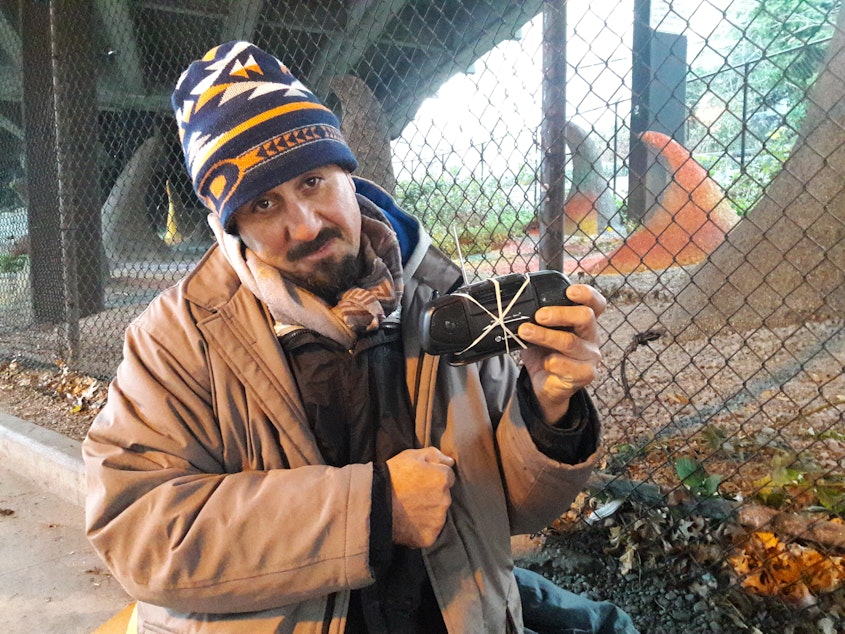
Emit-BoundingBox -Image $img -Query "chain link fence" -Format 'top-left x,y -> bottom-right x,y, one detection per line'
1,0 -> 843,631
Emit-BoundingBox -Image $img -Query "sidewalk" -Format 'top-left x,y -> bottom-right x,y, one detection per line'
0,411 -> 131,633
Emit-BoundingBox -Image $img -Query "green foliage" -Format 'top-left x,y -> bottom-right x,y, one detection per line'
687,0 -> 839,214
815,478 -> 845,515
605,442 -> 641,474
754,452 -> 810,508
754,452 -> 844,516
675,456 -> 723,499
394,166 -> 536,259
732,0 -> 839,64
819,428 -> 845,442
0,254 -> 27,274
724,127 -> 797,214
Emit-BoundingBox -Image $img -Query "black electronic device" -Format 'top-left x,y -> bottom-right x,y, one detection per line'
419,270 -> 574,365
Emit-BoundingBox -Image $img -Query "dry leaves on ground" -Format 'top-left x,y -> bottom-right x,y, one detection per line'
0,359 -> 104,441
729,529 -> 845,606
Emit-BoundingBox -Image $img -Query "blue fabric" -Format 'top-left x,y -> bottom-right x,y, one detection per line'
353,178 -> 419,266
515,567 -> 640,634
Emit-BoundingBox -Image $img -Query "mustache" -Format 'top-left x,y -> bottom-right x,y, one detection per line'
286,227 -> 343,262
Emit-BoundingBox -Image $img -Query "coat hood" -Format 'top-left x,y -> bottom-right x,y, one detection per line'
353,177 -> 431,279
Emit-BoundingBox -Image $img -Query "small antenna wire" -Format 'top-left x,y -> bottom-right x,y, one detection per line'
452,225 -> 470,283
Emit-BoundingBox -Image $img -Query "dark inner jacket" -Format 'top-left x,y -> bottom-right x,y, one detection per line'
281,319 -> 444,633
278,179 -> 599,632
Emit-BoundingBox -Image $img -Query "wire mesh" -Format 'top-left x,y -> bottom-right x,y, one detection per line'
1,0 -> 843,631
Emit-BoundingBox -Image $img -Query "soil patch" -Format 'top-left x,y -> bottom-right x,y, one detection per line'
1,273 -> 843,633
0,359 -> 103,442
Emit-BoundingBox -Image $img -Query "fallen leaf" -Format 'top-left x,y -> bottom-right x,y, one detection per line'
727,531 -> 845,603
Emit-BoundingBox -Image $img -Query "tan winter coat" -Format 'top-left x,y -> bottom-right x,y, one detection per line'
83,235 -> 600,633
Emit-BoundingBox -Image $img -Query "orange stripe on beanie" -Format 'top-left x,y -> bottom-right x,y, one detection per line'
171,41 -> 358,230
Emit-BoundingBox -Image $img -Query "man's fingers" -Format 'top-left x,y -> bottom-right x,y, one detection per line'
387,447 -> 457,548
565,284 -> 607,316
533,304 -> 597,333
422,448 -> 456,488
422,446 -> 455,467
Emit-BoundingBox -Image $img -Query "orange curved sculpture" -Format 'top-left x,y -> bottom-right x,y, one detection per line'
562,121 -> 616,237
563,191 -> 601,237
574,131 -> 740,275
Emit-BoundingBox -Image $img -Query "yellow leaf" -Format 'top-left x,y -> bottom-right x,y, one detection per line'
754,531 -> 780,550
619,547 -> 636,575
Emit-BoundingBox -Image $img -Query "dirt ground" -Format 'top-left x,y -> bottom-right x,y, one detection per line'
1,273 -> 843,632
0,359 -> 104,442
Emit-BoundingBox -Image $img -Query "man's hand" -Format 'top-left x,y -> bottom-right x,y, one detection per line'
517,284 -> 606,423
386,447 -> 456,548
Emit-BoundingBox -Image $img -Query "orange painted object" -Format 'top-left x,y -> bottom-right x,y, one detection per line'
579,131 -> 739,275
93,602 -> 137,633
564,192 -> 600,236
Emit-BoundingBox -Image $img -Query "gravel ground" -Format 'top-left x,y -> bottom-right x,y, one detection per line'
514,500 -> 845,634
1,262 -> 843,634
1,359 -> 842,634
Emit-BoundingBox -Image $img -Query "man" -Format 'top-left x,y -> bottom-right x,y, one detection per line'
83,41 -> 630,633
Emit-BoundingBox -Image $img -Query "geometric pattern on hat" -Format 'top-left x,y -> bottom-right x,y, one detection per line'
172,41 -> 357,228
198,123 -> 348,219
175,42 -> 314,179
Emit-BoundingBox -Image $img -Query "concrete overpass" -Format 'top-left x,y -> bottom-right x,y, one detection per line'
0,0 -> 545,328
0,0 -> 543,142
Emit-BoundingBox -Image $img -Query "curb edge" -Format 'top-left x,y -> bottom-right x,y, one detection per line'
0,411 -> 85,508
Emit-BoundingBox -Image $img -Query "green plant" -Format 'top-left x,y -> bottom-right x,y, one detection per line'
605,442 -> 640,474
685,0 -> 838,216
675,456 -> 723,498
395,166 -> 535,259
815,478 -> 845,515
754,452 -> 844,516
0,254 -> 27,274
754,461 -> 806,508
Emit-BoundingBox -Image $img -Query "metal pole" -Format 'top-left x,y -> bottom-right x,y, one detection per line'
540,0 -> 567,271
613,101 -> 619,204
628,0 -> 651,223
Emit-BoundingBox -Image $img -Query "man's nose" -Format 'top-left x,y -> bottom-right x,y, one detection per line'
286,202 -> 322,242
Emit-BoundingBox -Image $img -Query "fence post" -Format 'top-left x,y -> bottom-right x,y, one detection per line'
540,0 -> 567,271
740,61 -> 750,173
627,0 -> 651,223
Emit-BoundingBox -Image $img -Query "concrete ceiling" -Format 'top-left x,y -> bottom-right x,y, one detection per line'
0,0 -> 543,139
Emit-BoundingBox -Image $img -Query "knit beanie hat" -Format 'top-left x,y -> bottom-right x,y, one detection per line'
172,41 -> 358,229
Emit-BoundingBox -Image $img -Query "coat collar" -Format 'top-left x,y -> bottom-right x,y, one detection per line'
181,246 -> 323,466
176,216 -> 463,466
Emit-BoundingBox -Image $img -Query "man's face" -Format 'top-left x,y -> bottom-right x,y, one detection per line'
230,165 -> 362,302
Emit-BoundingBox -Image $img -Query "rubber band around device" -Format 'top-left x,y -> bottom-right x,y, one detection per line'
451,274 -> 533,357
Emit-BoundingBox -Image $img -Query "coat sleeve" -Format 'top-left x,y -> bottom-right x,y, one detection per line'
476,355 -> 601,536
83,310 -> 375,615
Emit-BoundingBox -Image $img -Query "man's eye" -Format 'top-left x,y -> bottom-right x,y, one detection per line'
253,199 -> 273,212
303,176 -> 321,188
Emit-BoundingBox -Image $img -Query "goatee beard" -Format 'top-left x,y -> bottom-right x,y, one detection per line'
286,227 -> 361,303
298,252 -> 362,304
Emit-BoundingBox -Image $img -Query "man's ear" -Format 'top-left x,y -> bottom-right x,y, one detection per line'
345,171 -> 356,193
